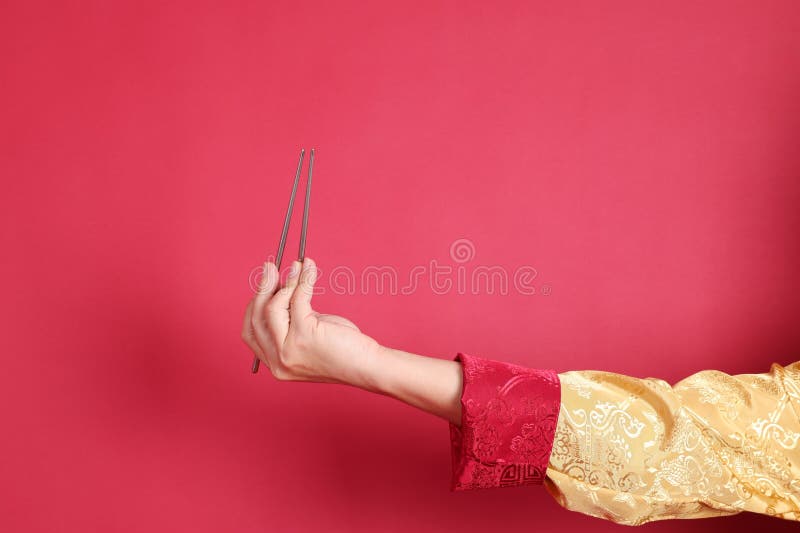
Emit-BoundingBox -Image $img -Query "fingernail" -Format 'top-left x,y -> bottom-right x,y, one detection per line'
289,261 -> 301,279
258,262 -> 271,291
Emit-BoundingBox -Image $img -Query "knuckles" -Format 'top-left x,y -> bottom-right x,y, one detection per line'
269,364 -> 291,381
274,337 -> 309,376
276,346 -> 297,371
265,300 -> 281,315
244,299 -> 312,383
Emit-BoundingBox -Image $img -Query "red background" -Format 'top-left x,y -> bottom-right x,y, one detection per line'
2,1 -> 799,531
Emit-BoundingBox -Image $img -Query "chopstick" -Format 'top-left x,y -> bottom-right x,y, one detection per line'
298,148 -> 314,261
252,148 -> 315,374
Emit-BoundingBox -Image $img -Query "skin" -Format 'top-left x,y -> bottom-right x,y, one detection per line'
241,258 -> 465,427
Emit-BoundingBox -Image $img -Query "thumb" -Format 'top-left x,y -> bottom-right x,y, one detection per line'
290,257 -> 318,320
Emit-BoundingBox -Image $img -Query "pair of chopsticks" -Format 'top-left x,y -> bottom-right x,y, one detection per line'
252,148 -> 315,374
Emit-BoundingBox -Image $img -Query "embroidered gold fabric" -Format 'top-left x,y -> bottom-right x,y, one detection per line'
544,360 -> 800,525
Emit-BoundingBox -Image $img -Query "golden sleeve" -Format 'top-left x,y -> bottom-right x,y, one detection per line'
544,359 -> 800,525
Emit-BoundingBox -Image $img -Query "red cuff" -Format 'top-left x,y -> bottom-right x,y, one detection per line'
448,352 -> 561,491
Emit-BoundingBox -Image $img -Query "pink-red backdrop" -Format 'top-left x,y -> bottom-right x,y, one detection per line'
2,1 -> 799,531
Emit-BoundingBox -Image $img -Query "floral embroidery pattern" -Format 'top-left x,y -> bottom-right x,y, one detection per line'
449,352 -> 561,491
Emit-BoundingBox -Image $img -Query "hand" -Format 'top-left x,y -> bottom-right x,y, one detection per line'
241,257 -> 463,424
241,258 -> 381,386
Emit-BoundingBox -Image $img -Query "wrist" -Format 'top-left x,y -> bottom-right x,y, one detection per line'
323,336 -> 385,392
347,341 -> 393,395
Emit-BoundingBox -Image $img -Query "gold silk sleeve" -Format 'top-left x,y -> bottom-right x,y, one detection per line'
543,359 -> 800,525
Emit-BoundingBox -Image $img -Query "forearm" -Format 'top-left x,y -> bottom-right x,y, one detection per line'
334,344 -> 562,493
347,344 -> 464,427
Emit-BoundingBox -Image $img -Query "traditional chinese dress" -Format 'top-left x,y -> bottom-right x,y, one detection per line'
448,352 -> 800,524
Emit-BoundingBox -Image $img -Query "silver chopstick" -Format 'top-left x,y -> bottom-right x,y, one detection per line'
298,148 -> 314,262
252,148 -> 305,374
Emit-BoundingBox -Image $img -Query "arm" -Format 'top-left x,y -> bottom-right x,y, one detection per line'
243,259 -> 559,489
242,258 -> 800,523
358,347 -> 800,523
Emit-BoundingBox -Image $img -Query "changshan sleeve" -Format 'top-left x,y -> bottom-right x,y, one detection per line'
447,352 -> 561,491
544,359 -> 800,525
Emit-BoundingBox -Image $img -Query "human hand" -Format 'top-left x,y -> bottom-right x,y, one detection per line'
241,258 -> 381,386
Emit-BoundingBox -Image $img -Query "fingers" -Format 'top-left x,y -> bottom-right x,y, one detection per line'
242,299 -> 254,341
247,258 -> 318,369
290,258 -> 318,321
265,260 -> 301,342
241,299 -> 266,363
251,262 -> 280,349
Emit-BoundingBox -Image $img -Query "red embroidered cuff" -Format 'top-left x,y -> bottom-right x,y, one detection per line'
448,352 -> 561,491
